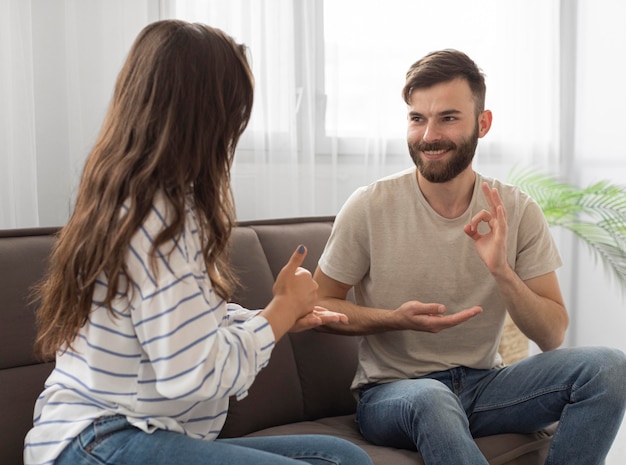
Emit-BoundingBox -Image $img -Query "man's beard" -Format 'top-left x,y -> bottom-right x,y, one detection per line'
408,124 -> 479,183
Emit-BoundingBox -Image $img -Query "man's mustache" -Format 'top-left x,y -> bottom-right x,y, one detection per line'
414,141 -> 456,152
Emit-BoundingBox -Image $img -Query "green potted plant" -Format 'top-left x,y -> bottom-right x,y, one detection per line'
507,167 -> 626,292
498,167 -> 626,362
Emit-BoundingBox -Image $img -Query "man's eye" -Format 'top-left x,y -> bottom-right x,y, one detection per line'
443,116 -> 456,122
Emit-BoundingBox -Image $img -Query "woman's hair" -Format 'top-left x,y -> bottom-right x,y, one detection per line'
34,20 -> 254,360
402,49 -> 486,116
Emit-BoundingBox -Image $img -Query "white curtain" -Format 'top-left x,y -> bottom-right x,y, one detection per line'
0,0 -> 38,227
0,0 -> 561,228
571,2 -> 626,460
169,0 -> 562,221
0,0 -> 157,229
166,0 -> 325,219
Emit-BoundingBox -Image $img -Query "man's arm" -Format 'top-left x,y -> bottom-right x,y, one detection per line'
313,267 -> 483,335
464,183 -> 569,351
493,269 -> 568,351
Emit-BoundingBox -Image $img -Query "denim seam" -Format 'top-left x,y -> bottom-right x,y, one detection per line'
473,383 -> 572,412
291,455 -> 340,465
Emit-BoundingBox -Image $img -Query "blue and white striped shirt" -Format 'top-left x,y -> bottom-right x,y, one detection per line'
24,193 -> 275,465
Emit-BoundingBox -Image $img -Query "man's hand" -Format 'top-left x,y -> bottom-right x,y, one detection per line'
391,301 -> 483,333
290,306 -> 349,332
464,182 -> 509,276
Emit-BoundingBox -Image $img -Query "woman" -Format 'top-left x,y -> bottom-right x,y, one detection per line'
24,20 -> 370,465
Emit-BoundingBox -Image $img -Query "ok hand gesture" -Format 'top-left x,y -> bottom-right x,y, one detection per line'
463,182 -> 509,275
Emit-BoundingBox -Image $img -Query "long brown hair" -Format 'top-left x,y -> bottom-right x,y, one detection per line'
34,20 -> 254,360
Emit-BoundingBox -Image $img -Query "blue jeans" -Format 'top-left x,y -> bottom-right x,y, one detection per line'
54,415 -> 373,465
357,347 -> 626,465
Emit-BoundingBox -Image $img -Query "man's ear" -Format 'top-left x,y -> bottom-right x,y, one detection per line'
478,110 -> 493,138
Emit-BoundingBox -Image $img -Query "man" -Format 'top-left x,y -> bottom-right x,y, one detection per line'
314,49 -> 626,465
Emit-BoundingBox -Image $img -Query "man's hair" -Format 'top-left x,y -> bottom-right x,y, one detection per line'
402,49 -> 486,115
34,20 -> 254,359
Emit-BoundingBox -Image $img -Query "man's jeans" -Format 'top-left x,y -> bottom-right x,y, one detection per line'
357,346 -> 626,465
54,415 -> 373,465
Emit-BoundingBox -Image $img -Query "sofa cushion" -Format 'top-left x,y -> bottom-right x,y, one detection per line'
246,414 -> 555,465
246,415 -> 421,464
220,224 -> 307,438
288,330 -> 358,420
219,335 -> 306,438
0,362 -> 55,465
229,226 -> 275,310
0,228 -> 58,369
246,218 -> 334,277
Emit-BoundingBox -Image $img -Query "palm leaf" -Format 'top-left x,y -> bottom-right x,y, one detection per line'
507,167 -> 626,291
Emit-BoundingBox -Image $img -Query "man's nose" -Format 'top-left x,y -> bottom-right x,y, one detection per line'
422,122 -> 441,143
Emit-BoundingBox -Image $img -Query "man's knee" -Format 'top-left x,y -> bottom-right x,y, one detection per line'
592,347 -> 626,401
362,379 -> 456,408
359,379 -> 465,429
562,347 -> 626,406
357,379 -> 470,450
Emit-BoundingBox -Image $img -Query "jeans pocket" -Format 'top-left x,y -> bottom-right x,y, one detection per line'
83,415 -> 131,454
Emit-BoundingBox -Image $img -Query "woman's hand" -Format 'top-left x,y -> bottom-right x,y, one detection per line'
271,245 -> 319,320
262,245 -> 347,340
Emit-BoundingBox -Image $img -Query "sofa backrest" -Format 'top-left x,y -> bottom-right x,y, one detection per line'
0,228 -> 59,465
0,218 -> 359,463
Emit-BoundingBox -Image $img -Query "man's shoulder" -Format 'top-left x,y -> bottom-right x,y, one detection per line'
336,168 -> 416,224
476,173 -> 546,231
374,166 -> 416,185
477,173 -> 532,205
357,167 -> 416,197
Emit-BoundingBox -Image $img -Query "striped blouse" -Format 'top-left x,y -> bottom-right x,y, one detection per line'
24,193 -> 276,465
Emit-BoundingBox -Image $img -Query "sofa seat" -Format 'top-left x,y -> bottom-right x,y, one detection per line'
247,415 -> 555,465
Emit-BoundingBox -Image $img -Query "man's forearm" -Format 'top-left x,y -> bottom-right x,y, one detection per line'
493,267 -> 568,351
316,297 -> 397,335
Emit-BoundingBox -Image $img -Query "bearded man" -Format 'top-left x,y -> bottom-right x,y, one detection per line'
313,49 -> 626,465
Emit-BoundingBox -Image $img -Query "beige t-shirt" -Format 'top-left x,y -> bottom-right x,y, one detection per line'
319,168 -> 562,391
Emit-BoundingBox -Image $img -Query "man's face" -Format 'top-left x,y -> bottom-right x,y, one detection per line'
406,78 -> 488,183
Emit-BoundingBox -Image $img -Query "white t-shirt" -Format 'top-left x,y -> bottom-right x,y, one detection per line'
24,193 -> 275,465
319,168 -> 562,390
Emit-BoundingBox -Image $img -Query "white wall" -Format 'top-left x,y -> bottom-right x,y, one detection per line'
570,2 -> 626,462
570,0 -> 626,349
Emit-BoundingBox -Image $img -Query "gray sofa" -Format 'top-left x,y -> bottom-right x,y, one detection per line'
1,217 -> 554,465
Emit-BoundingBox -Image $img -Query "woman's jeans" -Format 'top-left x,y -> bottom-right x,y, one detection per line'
357,347 -> 626,465
54,415 -> 373,465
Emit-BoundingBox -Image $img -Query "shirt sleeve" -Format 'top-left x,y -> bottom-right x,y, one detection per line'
514,196 -> 563,281
318,186 -> 372,286
126,202 -> 275,402
226,303 -> 262,323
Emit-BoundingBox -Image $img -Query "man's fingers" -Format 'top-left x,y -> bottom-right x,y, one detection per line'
482,182 -> 505,216
424,306 -> 483,332
405,302 -> 445,315
313,307 -> 349,324
440,306 -> 483,325
481,182 -> 498,211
